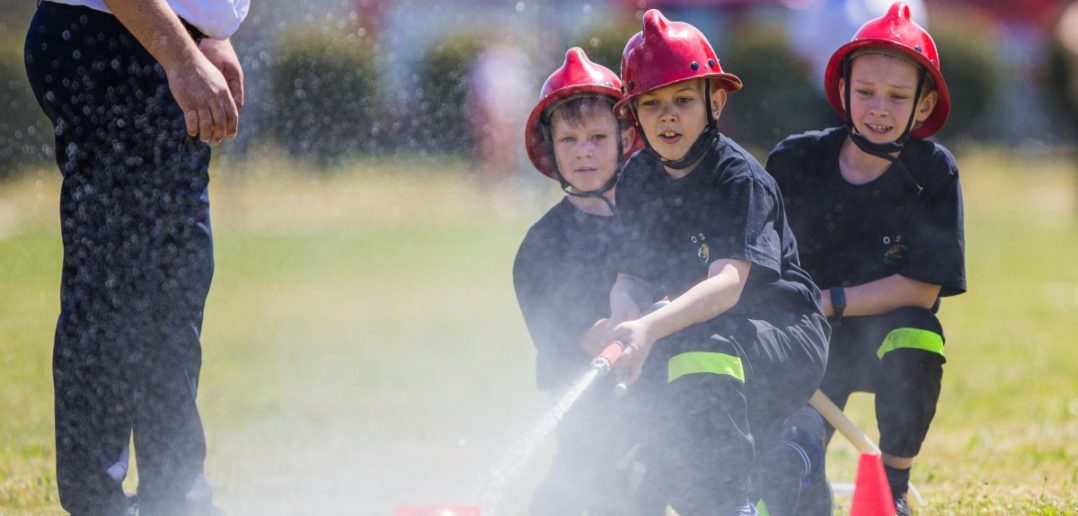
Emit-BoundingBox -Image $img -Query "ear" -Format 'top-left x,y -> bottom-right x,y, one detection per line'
914,90 -> 938,123
620,125 -> 636,152
710,86 -> 728,120
838,77 -> 847,111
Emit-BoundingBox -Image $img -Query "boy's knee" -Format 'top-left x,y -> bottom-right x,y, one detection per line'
781,407 -> 828,484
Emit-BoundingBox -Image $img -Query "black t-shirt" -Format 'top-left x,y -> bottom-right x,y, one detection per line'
767,127 -> 966,297
513,198 -> 620,391
615,134 -> 823,324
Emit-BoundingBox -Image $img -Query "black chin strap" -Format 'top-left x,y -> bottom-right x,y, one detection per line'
842,58 -> 927,196
632,82 -> 719,171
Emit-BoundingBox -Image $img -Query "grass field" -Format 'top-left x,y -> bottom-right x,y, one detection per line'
1,148 -> 1076,515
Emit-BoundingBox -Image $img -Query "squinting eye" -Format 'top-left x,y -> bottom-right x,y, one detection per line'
640,99 -> 658,107
559,137 -> 575,144
677,97 -> 693,104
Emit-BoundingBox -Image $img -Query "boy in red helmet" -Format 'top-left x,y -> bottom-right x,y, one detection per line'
767,3 -> 965,514
513,47 -> 641,516
603,9 -> 829,515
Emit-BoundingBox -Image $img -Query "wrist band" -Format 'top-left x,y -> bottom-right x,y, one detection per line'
830,286 -> 847,322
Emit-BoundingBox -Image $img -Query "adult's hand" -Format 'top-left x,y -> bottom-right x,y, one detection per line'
102,0 -> 238,144
199,38 -> 244,113
165,54 -> 237,144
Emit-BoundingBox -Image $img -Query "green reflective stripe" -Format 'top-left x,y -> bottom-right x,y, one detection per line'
877,327 -> 945,359
756,499 -> 770,516
668,352 -> 745,383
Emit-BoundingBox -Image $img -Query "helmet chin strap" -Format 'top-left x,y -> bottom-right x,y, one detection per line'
843,58 -> 926,163
634,82 -> 720,171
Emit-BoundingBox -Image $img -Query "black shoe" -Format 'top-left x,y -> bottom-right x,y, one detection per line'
894,492 -> 912,516
123,493 -> 138,516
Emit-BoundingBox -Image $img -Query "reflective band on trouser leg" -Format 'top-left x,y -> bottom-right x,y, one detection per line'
876,327 -> 945,360
668,352 -> 745,383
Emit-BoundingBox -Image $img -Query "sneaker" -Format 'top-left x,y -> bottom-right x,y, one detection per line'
894,492 -> 912,516
123,493 -> 138,516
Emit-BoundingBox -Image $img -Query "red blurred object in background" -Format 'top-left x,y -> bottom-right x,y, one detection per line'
394,505 -> 481,516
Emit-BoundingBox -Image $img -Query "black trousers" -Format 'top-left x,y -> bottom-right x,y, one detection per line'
25,3 -> 216,515
819,306 -> 946,458
631,313 -> 829,515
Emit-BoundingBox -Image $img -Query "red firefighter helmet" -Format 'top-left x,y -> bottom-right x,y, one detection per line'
614,9 -> 742,118
525,47 -> 636,179
824,2 -> 951,138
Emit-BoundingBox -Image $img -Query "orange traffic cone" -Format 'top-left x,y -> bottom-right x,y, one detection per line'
850,452 -> 895,516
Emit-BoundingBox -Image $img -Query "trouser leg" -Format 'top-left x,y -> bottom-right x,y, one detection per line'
632,326 -> 757,515
745,315 -> 830,516
133,204 -> 214,516
818,307 -> 946,507
53,291 -> 138,516
874,308 -> 946,460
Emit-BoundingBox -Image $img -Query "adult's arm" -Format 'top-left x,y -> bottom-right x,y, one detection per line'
103,0 -> 237,143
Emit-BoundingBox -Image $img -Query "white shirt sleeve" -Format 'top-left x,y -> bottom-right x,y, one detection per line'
169,0 -> 250,39
46,0 -> 250,39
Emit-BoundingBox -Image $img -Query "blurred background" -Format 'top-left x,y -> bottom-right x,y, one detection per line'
1,0 -> 1076,515
0,0 -> 1076,176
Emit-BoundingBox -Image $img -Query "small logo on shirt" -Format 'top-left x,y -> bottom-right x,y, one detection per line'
691,232 -> 710,266
882,234 -> 906,265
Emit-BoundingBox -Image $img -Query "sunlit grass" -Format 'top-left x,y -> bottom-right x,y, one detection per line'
1,148 -> 1076,514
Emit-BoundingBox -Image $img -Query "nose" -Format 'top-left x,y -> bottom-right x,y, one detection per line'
659,108 -> 677,124
867,97 -> 887,118
658,102 -> 678,123
576,140 -> 594,160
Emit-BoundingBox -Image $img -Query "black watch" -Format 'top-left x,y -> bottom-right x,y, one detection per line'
829,286 -> 847,322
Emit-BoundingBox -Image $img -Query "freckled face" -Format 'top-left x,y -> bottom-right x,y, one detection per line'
842,53 -> 937,144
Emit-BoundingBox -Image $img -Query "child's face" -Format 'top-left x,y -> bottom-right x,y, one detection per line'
550,107 -> 623,193
634,79 -> 725,162
841,53 -> 939,144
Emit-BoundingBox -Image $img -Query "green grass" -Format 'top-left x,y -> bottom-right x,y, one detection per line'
1,149 -> 1076,515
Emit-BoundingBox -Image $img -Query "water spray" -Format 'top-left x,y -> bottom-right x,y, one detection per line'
475,340 -> 635,514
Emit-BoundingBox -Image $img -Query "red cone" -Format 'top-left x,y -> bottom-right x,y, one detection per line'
850,452 -> 895,516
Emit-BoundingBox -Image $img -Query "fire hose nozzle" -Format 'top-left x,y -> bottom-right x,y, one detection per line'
591,341 -> 626,377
